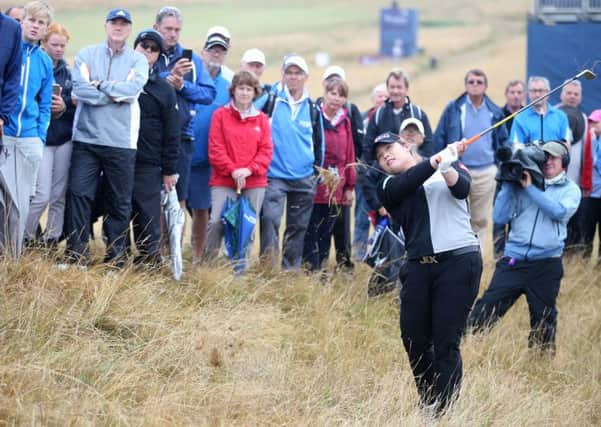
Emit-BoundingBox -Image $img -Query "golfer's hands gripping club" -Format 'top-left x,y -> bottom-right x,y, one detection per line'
432,142 -> 461,173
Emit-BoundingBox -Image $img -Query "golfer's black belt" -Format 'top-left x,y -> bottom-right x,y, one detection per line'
410,245 -> 480,264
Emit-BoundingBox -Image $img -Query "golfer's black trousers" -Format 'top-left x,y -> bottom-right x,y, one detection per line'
468,257 -> 563,351
401,251 -> 482,411
65,142 -> 136,263
130,163 -> 162,261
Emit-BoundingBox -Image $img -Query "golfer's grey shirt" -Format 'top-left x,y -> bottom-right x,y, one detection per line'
378,160 -> 479,258
72,42 -> 148,150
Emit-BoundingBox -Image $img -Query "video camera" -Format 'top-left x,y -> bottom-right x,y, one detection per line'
496,144 -> 546,190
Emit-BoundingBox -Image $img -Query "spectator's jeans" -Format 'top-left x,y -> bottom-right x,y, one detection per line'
206,186 -> 265,262
260,176 -> 316,270
468,256 -> 563,352
64,142 -> 136,263
352,185 -> 371,260
25,141 -> 73,241
581,197 -> 601,258
303,203 -> 339,271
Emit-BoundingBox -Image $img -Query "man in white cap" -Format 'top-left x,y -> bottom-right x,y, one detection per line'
187,25 -> 233,264
240,48 -> 270,110
260,53 -> 324,270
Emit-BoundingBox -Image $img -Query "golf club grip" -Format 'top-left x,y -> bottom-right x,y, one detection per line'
464,133 -> 481,146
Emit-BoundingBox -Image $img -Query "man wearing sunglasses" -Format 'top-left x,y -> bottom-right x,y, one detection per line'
128,29 -> 180,265
434,69 -> 509,248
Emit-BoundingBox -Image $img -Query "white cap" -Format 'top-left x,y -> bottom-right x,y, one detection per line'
283,54 -> 309,75
206,25 -> 231,40
322,65 -> 346,81
241,48 -> 266,65
400,118 -> 425,135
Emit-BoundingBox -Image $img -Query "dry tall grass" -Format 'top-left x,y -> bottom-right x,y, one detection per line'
1,249 -> 600,425
3,1 -> 600,424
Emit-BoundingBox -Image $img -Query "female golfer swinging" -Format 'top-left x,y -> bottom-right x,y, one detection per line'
374,133 -> 482,416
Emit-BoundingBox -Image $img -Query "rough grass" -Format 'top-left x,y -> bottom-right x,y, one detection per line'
1,250 -> 600,425
3,0 -> 597,424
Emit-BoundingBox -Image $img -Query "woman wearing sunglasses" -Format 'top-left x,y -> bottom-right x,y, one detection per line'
128,29 -> 180,265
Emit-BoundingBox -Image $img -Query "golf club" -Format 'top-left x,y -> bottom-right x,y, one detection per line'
461,68 -> 596,147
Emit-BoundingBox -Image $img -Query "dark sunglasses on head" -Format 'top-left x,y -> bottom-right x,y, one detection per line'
140,41 -> 160,52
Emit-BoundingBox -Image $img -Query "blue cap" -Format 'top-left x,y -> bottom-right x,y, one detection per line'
106,8 -> 132,23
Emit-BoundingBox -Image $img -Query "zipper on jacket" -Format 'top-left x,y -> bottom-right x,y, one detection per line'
524,208 -> 540,261
16,45 -> 33,136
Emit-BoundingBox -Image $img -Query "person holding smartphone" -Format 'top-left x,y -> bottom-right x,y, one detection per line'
153,6 -> 216,252
24,22 -> 76,249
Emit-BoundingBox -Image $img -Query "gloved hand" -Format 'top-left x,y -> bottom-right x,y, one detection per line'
437,144 -> 458,173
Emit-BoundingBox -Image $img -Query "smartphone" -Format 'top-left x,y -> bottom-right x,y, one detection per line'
52,83 -> 62,96
181,49 -> 193,61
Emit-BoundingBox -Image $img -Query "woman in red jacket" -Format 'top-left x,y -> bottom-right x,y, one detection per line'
303,77 -> 356,271
206,70 -> 273,262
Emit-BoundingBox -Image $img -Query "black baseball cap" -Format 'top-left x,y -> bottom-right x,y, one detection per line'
372,132 -> 400,157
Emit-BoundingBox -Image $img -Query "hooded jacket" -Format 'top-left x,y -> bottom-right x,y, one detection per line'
71,41 -> 148,150
136,72 -> 180,175
46,58 -> 75,147
4,41 -> 53,143
208,102 -> 272,189
0,13 -> 22,125
494,175 -> 581,260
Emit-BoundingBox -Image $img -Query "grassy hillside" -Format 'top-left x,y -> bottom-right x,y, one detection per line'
43,0 -> 528,113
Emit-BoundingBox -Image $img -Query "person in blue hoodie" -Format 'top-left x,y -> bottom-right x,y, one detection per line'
259,54 -> 324,270
24,22 -> 75,248
468,141 -> 581,354
0,1 -> 53,257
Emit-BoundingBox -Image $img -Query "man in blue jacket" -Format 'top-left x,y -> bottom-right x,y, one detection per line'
434,69 -> 508,247
0,1 -> 53,257
468,141 -> 581,353
260,54 -> 324,270
153,6 -> 216,211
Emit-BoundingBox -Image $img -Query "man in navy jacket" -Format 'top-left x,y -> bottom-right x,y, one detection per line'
0,11 -> 23,147
434,69 -> 508,246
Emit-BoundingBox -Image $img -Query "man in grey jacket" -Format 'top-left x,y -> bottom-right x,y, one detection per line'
63,8 -> 148,266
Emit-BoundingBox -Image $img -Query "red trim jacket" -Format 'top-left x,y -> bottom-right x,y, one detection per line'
208,102 -> 273,189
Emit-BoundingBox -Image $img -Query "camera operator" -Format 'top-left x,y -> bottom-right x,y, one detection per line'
468,141 -> 581,354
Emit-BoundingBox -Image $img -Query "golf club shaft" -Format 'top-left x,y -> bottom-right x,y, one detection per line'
463,69 -> 594,147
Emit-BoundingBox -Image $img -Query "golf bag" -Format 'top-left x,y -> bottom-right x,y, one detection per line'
363,217 -> 408,297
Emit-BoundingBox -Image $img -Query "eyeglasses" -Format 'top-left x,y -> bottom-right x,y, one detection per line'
467,79 -> 485,85
529,88 -> 548,93
140,41 -> 160,53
